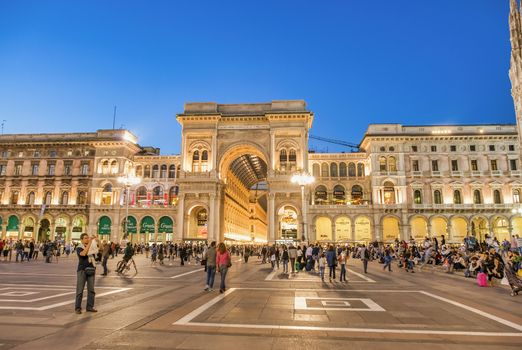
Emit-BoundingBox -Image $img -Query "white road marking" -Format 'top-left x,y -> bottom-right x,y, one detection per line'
294,297 -> 385,311
175,288 -> 236,324
0,286 -> 131,311
265,269 -> 374,283
173,287 -> 522,336
170,268 -> 204,279
419,291 -> 522,332
346,269 -> 375,282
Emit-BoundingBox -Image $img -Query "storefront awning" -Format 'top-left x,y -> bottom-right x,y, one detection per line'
158,216 -> 173,233
140,216 -> 155,233
98,216 -> 111,235
124,216 -> 137,234
7,215 -> 19,232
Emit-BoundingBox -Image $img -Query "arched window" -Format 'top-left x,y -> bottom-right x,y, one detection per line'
169,186 -> 178,205
27,191 -> 35,205
357,163 -> 364,177
102,160 -> 109,174
288,149 -> 296,162
192,151 -> 200,172
136,165 -> 143,177
45,191 -> 52,205
169,165 -> 176,178
330,163 -> 338,177
321,163 -> 329,178
453,190 -> 462,204
201,150 -> 208,172
10,190 -> 19,205
110,160 -> 118,174
161,164 -> 167,178
314,185 -> 328,204
333,184 -> 345,203
101,184 -> 113,205
77,191 -> 86,205
312,163 -> 320,177
339,162 -> 347,177
279,149 -> 287,163
152,186 -> 164,204
413,189 -> 422,204
379,157 -> 387,171
144,165 -> 151,178
61,191 -> 69,205
388,156 -> 397,172
351,185 -> 363,204
152,165 -> 159,178
473,189 -> 482,204
348,162 -> 356,177
383,181 -> 395,204
136,186 -> 148,205
514,189 -> 521,204
493,189 -> 502,204
433,190 -> 442,204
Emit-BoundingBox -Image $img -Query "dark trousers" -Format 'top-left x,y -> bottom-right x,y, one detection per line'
102,256 -> 109,275
329,265 -> 336,279
75,270 -> 95,310
362,259 -> 368,273
290,258 -> 296,273
340,264 -> 346,281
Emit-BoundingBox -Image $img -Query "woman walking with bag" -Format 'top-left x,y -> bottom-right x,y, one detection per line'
216,243 -> 231,293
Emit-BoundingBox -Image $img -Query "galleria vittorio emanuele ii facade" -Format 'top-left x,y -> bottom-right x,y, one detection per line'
0,99 -> 521,245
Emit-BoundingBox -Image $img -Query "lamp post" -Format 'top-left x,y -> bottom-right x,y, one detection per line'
118,174 -> 141,241
291,171 -> 315,243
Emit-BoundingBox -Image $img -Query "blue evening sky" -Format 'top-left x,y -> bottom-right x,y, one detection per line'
0,0 -> 514,154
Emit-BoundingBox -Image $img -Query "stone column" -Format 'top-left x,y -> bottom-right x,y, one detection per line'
176,193 -> 185,242
267,193 -> 275,242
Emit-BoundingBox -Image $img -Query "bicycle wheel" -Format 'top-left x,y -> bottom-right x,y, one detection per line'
116,260 -> 125,273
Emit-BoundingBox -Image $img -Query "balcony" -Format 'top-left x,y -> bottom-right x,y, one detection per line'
510,170 -> 521,177
490,170 -> 503,176
450,171 -> 462,177
411,171 -> 422,177
471,171 -> 482,177
431,171 -> 441,177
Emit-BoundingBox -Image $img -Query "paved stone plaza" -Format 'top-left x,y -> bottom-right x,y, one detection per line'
0,255 -> 520,350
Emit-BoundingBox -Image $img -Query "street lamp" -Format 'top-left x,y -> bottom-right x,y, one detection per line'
291,171 -> 315,243
118,174 -> 141,241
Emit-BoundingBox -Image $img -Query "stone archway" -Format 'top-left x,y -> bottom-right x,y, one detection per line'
218,143 -> 269,243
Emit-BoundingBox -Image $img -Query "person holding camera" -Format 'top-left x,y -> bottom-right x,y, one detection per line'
75,233 -> 98,314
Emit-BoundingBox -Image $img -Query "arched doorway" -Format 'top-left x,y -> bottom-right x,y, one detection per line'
219,145 -> 269,243
354,216 -> 372,242
55,216 -> 69,242
450,217 -> 467,243
492,217 -> 509,242
471,216 -> 488,242
512,216 -> 522,238
140,216 -> 156,243
382,216 -> 400,242
410,216 -> 428,240
278,206 -> 298,242
72,216 -> 86,242
187,206 -> 208,241
335,216 -> 352,242
315,217 -> 332,242
431,217 -> 447,238
38,219 -> 51,242
22,217 -> 35,240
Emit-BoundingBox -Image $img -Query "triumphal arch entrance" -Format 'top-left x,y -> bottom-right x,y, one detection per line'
175,100 -> 313,243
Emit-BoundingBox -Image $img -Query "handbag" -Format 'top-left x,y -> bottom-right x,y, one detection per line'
84,266 -> 96,276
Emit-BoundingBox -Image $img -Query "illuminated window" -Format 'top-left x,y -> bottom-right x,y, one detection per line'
413,190 -> 422,204
101,184 -> 113,205
473,189 -> 482,204
453,190 -> 462,204
433,190 -> 442,204
383,181 -> 395,204
493,189 -> 502,204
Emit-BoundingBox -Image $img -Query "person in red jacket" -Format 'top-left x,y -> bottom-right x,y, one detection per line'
216,243 -> 231,293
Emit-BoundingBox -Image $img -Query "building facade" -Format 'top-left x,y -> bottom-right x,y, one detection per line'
1,103 -> 521,245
